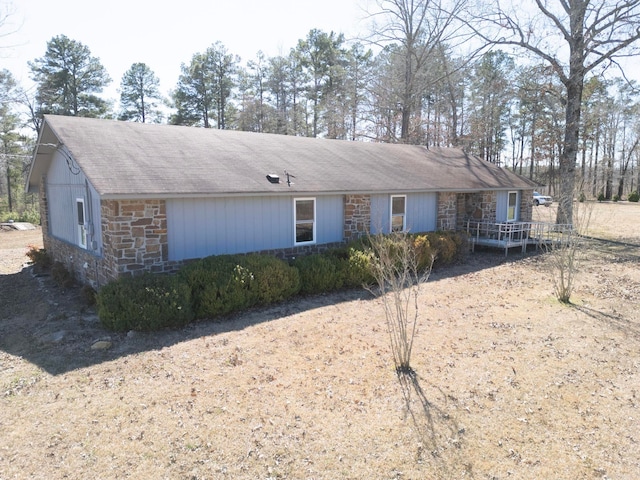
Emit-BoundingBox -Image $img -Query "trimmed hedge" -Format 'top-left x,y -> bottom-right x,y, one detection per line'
178,254 -> 300,320
97,231 -> 468,331
97,273 -> 193,332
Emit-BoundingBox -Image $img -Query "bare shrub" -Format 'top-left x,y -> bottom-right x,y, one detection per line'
542,193 -> 593,303
366,232 -> 433,373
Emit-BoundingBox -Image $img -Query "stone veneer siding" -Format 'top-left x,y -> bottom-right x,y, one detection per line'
457,192 -> 498,229
520,189 -> 534,222
436,192 -> 458,231
100,199 -> 171,281
343,194 -> 371,241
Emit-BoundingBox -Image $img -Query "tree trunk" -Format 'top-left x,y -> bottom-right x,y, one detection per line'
557,75 -> 582,224
556,1 -> 587,223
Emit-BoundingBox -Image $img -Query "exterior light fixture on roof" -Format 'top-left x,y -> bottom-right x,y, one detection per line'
266,174 -> 280,184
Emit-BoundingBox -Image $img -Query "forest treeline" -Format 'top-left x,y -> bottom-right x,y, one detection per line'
2,1 -> 640,222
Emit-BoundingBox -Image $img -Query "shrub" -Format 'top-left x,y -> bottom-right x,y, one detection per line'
411,234 -> 434,272
597,192 -> 605,202
325,246 -> 375,289
25,245 -> 52,269
51,261 -> 74,289
628,191 -> 639,202
179,254 -> 300,320
80,285 -> 97,306
293,254 -> 338,295
97,273 -> 193,331
613,194 -> 620,202
179,255 -> 253,319
0,207 -> 40,224
241,254 -> 300,304
427,232 -> 458,267
18,207 -> 40,225
343,247 -> 376,287
578,191 -> 586,203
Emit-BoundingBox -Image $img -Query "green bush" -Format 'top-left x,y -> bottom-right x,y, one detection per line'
179,255 -> 253,319
325,246 -> 375,289
628,191 -> 639,202
0,207 -> 40,224
597,192 -> 606,202
294,254 -> 339,295
179,254 -> 300,320
241,254 -> 300,304
343,247 -> 376,287
613,194 -> 620,202
578,191 -> 586,203
97,273 -> 193,331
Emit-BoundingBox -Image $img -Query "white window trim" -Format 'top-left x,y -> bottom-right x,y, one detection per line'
76,197 -> 87,248
294,197 -> 316,245
390,195 -> 407,232
507,191 -> 518,222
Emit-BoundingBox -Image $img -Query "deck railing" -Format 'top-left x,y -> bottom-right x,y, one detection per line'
465,220 -> 573,256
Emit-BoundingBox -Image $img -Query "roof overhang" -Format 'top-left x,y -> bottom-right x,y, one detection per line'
25,120 -> 60,193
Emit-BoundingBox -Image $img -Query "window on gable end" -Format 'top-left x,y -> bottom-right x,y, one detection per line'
76,198 -> 87,248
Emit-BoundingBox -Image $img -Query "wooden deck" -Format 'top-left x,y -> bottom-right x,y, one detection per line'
465,221 -> 573,256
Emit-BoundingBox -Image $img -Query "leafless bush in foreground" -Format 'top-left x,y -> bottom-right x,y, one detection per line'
366,232 -> 433,373
542,194 -> 593,304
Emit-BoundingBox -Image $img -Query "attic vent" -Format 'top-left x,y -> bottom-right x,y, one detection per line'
266,174 -> 280,184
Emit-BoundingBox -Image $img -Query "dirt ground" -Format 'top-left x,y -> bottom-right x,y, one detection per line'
1,202 -> 639,479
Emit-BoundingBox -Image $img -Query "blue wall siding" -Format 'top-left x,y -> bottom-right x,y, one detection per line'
496,190 -> 521,221
406,192 -> 437,233
167,195 -> 344,261
316,195 -> 344,244
370,193 -> 437,234
45,150 -> 102,253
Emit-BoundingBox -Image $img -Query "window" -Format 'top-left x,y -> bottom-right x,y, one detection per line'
507,191 -> 518,221
295,198 -> 315,244
76,198 -> 87,248
390,195 -> 406,232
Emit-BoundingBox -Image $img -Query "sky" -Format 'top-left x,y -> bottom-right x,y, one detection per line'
2,0 -> 374,102
3,0 -> 640,108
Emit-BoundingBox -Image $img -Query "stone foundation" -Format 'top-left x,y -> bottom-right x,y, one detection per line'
43,234 -> 108,289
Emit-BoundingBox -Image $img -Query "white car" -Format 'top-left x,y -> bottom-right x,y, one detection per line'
533,191 -> 553,206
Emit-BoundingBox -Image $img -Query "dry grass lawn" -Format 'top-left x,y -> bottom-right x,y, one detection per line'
1,201 -> 639,479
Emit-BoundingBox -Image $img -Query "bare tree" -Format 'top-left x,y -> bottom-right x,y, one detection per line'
368,0 -> 470,143
0,1 -> 19,51
466,0 -> 640,225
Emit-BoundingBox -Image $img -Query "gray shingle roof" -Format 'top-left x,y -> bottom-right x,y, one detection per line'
29,115 -> 535,198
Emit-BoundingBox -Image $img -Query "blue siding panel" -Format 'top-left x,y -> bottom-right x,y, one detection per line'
46,150 -> 102,253
316,195 -> 343,244
370,194 -> 389,233
370,193 -> 436,234
168,195 -> 344,261
406,192 -> 437,233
